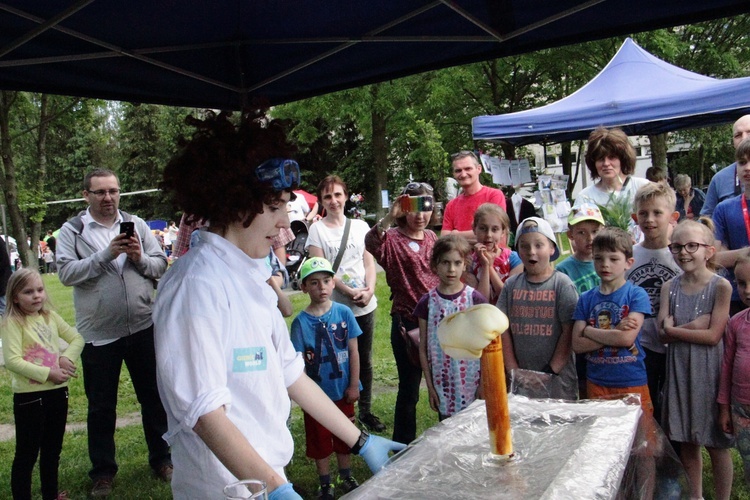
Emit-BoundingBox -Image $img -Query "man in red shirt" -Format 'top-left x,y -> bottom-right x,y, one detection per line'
442,151 -> 506,244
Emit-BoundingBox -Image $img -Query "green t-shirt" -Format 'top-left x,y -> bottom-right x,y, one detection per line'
556,256 -> 600,294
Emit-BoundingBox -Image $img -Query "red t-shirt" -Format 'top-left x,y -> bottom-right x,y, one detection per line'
442,186 -> 506,232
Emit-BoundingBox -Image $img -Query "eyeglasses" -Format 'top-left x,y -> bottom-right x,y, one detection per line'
668,242 -> 710,254
87,189 -> 120,198
402,182 -> 434,195
255,158 -> 300,192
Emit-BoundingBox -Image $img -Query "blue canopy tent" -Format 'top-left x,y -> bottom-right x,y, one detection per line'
472,38 -> 750,146
0,2 -> 748,109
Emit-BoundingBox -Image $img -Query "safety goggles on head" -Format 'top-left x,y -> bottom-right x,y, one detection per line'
255,158 -> 300,192
402,182 -> 434,195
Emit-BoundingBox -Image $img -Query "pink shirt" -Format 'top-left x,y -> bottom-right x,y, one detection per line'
442,186 -> 506,232
365,226 -> 440,321
718,309 -> 750,405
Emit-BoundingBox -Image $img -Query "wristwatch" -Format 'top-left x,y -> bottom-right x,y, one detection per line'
350,429 -> 370,454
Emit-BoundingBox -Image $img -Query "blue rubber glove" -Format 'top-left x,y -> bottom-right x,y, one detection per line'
268,482 -> 302,500
358,434 -> 407,472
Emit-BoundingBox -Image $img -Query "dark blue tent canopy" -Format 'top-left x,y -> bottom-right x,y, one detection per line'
472,38 -> 750,146
0,1 -> 748,109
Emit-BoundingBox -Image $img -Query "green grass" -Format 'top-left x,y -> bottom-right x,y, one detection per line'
1,274 -> 750,498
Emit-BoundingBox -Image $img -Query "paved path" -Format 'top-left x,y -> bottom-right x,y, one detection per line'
0,412 -> 144,442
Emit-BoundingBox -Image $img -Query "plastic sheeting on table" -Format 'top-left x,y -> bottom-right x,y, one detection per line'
344,395 -> 642,499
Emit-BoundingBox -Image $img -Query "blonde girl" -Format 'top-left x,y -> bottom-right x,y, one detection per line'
1,269 -> 84,500
464,203 -> 523,303
658,218 -> 734,500
414,235 -> 487,420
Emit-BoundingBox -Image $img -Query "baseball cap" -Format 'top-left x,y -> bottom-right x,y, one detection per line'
568,203 -> 605,226
299,257 -> 335,282
515,216 -> 560,261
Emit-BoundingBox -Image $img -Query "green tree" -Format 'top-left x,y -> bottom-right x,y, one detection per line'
0,91 -> 95,266
117,103 -> 194,221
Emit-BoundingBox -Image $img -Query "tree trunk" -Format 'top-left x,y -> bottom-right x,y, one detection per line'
0,91 -> 30,267
371,104 -> 388,219
648,133 -> 668,170
29,94 -> 50,269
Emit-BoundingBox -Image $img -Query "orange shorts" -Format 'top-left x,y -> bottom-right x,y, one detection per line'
303,398 -> 355,459
586,381 -> 653,416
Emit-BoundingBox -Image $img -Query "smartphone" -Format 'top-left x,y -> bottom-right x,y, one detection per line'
400,195 -> 434,213
119,221 -> 135,238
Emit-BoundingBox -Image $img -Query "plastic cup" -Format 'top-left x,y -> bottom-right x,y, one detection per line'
223,479 -> 268,499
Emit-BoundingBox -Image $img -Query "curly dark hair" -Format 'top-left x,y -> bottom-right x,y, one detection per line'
161,107 -> 297,229
584,127 -> 636,180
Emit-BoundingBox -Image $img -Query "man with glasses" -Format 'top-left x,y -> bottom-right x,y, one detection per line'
56,169 -> 171,497
442,151 -> 506,244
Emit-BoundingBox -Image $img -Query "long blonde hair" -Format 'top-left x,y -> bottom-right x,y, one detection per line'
4,269 -> 51,323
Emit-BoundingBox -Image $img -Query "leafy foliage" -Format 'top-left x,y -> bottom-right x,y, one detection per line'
597,193 -> 635,231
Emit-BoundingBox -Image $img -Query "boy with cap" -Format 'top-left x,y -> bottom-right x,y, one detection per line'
556,204 -> 605,398
290,257 -> 363,499
496,217 -> 579,399
557,204 -> 605,294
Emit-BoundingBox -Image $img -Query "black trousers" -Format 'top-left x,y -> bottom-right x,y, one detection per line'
390,314 -> 422,444
12,387 -> 68,500
81,325 -> 170,480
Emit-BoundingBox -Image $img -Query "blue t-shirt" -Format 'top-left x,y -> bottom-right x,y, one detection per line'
291,302 -> 362,400
573,281 -> 651,388
713,194 -> 750,302
555,256 -> 599,294
701,163 -> 742,216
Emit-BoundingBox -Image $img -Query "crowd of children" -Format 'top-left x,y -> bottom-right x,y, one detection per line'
8,138 -> 750,500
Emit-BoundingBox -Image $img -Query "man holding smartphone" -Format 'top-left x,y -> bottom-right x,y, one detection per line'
56,169 -> 171,497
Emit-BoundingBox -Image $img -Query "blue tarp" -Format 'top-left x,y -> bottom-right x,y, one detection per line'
472,38 -> 750,146
147,220 -> 167,231
0,3 -> 747,110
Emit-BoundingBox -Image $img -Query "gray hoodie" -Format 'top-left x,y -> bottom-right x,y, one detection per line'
56,210 -> 167,342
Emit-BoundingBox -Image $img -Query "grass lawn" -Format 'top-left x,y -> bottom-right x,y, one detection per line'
0,274 -> 749,498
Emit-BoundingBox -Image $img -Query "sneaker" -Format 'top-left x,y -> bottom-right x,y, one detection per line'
359,412 -> 386,432
338,476 -> 359,494
316,483 -> 335,500
155,463 -> 174,482
90,477 -> 114,497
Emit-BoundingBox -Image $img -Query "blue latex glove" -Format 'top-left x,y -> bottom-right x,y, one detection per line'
358,434 -> 407,472
268,482 -> 302,500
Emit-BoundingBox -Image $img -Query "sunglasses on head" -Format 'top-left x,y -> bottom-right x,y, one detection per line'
255,158 -> 300,192
402,182 -> 434,195
450,150 -> 479,161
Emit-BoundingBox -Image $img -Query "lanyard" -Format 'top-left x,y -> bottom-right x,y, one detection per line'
742,195 -> 750,243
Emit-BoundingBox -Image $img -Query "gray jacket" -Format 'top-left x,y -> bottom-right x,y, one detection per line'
56,210 -> 168,342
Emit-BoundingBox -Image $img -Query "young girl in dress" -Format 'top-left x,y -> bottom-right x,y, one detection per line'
658,218 -> 734,500
414,235 -> 487,420
464,203 -> 523,304
1,269 -> 84,500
